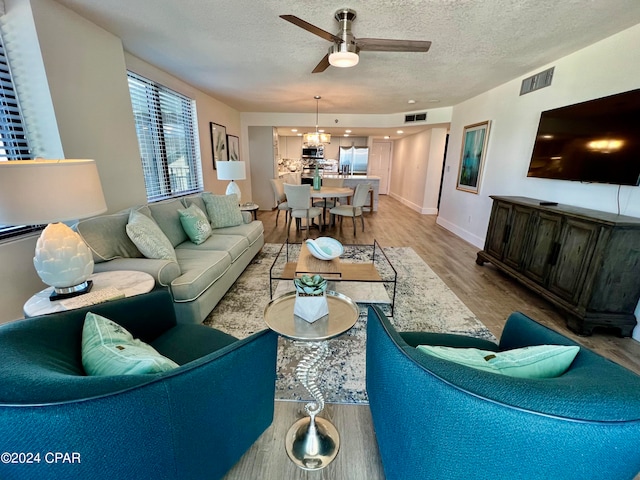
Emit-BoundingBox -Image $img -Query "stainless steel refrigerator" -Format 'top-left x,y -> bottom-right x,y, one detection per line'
339,146 -> 369,175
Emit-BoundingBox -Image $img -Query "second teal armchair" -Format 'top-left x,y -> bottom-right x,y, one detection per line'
366,306 -> 640,480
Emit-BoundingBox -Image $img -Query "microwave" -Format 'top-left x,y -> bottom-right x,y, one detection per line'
302,146 -> 324,158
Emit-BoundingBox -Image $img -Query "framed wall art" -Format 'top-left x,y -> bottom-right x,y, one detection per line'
227,134 -> 240,161
210,122 -> 228,168
456,120 -> 491,194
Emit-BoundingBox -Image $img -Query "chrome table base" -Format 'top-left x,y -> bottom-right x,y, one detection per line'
285,340 -> 340,470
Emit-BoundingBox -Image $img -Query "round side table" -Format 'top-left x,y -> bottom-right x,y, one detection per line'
263,290 -> 359,471
23,270 -> 155,317
239,202 -> 259,220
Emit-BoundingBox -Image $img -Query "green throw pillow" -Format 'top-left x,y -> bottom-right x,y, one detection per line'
416,344 -> 580,379
125,209 -> 177,260
203,193 -> 243,229
82,312 -> 179,376
178,203 -> 212,245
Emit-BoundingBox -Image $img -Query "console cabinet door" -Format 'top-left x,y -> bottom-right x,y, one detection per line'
522,212 -> 562,284
547,219 -> 600,303
503,205 -> 534,269
484,201 -> 512,259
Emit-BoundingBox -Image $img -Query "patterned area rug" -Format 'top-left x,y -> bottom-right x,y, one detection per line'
204,243 -> 495,404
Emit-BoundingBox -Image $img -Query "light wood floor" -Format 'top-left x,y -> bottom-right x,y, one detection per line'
224,194 -> 640,480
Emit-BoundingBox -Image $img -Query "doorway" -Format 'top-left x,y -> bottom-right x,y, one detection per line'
370,141 -> 392,194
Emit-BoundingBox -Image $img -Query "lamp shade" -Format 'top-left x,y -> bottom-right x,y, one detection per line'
216,161 -> 246,181
0,159 -> 107,225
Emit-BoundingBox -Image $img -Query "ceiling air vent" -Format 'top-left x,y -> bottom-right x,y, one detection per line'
405,112 -> 427,123
520,67 -> 554,95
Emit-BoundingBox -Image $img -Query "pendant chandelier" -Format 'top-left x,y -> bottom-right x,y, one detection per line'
303,95 -> 331,145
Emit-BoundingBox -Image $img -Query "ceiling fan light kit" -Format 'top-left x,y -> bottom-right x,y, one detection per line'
280,8 -> 431,73
328,43 -> 359,68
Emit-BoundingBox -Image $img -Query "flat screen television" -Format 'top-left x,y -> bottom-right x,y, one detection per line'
527,88 -> 640,186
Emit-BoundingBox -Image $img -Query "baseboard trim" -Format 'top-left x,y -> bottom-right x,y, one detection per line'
436,216 -> 484,249
389,192 -> 438,215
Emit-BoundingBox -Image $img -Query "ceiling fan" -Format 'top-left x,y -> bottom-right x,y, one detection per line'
280,8 -> 432,73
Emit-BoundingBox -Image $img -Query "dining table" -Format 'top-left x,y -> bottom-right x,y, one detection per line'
310,186 -> 354,227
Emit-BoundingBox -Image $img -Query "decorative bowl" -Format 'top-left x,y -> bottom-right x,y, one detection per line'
305,237 -> 344,261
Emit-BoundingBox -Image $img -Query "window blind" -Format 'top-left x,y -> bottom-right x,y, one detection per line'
0,37 -> 30,161
127,72 -> 203,202
0,31 -> 36,240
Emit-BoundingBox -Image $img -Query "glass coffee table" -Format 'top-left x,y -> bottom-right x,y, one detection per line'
269,239 -> 397,315
263,291 -> 359,470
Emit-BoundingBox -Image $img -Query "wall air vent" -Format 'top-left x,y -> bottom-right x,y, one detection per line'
520,67 -> 554,95
405,112 -> 427,123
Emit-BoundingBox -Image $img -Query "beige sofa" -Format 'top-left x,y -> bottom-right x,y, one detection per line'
75,193 -> 264,324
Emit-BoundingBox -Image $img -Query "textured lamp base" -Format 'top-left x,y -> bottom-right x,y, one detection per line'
50,280 -> 93,301
225,180 -> 242,203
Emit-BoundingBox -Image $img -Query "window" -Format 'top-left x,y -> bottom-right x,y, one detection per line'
127,72 -> 203,202
0,31 -> 35,240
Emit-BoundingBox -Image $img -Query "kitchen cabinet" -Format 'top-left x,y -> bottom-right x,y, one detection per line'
477,196 -> 640,336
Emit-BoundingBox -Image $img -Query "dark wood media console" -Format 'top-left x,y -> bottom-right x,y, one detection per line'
476,196 -> 640,336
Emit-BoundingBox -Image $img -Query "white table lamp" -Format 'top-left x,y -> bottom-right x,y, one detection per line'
0,159 -> 107,299
216,161 -> 246,203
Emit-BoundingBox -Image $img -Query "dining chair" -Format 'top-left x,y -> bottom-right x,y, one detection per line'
329,183 -> 371,236
284,183 -> 322,238
269,178 -> 289,227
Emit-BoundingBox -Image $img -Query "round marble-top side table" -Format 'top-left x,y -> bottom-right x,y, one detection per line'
239,202 -> 259,220
23,270 -> 155,317
263,290 -> 359,471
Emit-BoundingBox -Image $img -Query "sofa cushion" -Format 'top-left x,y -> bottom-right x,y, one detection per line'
147,198 -> 189,247
176,234 -> 249,263
126,210 -> 177,261
82,312 -> 179,376
75,211 -> 142,263
182,194 -> 207,215
171,249 -> 231,302
416,344 -> 580,379
203,193 -> 244,229
212,221 -> 264,246
178,204 -> 212,245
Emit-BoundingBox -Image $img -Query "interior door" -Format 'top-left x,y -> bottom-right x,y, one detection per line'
370,141 -> 392,194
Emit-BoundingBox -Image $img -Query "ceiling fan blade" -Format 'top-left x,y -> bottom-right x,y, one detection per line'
312,54 -> 331,74
357,38 -> 432,52
280,15 -> 343,43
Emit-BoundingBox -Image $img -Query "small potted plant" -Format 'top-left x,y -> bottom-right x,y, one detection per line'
293,274 -> 328,323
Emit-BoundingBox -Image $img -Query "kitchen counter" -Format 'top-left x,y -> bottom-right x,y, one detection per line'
324,175 -> 380,212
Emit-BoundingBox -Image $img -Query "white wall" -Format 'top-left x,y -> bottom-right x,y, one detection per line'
436,23 -> 640,334
30,0 -> 147,212
389,128 -> 448,214
437,23 -> 640,247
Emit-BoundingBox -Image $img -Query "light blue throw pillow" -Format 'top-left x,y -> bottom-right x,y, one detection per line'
82,312 -> 179,376
417,344 -> 580,379
202,193 -> 243,229
125,209 -> 177,260
178,203 -> 212,245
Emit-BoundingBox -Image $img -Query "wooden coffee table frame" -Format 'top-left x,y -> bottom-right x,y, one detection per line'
269,239 -> 397,315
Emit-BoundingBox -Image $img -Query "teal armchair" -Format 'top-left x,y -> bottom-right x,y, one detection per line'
366,306 -> 640,480
0,289 -> 277,480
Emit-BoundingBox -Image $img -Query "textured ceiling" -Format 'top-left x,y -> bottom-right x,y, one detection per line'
54,0 -> 640,116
